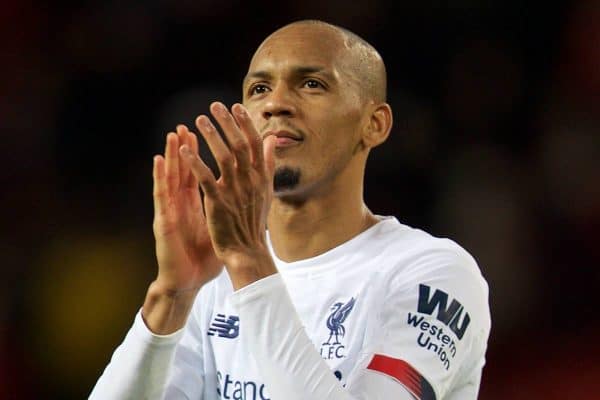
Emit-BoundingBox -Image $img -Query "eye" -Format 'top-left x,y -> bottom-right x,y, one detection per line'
303,79 -> 324,89
249,84 -> 270,96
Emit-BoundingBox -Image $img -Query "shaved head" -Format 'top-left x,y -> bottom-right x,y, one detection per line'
242,19 -> 394,201
252,20 -> 387,103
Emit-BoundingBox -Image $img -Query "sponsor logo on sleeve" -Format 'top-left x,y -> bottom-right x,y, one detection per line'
208,314 -> 240,339
319,297 -> 356,360
405,284 -> 471,371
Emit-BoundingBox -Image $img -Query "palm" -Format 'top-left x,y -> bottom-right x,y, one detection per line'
152,129 -> 222,292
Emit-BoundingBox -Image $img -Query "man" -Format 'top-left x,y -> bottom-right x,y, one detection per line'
90,20 -> 490,400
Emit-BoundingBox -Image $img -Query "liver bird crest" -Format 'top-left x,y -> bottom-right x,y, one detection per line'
323,297 -> 356,345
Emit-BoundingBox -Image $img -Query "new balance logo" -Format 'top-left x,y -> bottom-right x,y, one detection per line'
417,284 -> 470,340
208,314 -> 240,339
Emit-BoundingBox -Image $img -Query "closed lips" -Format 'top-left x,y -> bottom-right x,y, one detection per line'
264,130 -> 303,141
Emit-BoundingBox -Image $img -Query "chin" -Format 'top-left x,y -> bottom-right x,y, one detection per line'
273,166 -> 301,192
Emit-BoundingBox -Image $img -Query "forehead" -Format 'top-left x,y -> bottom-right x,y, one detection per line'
248,26 -> 347,75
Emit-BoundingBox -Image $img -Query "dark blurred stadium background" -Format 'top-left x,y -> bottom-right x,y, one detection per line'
1,0 -> 599,398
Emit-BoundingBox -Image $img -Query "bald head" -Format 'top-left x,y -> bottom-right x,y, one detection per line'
251,20 -> 387,103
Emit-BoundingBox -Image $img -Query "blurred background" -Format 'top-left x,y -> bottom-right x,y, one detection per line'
1,0 -> 599,398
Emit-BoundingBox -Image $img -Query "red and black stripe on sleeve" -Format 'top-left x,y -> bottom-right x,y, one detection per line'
367,354 -> 436,400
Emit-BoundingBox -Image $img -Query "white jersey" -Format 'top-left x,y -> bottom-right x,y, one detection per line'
90,217 -> 490,400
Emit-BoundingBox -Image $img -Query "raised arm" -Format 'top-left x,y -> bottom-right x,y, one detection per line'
143,125 -> 222,334
90,126 -> 222,399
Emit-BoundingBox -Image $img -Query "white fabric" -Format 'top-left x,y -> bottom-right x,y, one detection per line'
90,217 -> 490,399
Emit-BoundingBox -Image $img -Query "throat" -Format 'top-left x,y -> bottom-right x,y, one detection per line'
268,202 -> 378,262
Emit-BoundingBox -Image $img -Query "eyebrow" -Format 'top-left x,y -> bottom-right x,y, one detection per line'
243,65 -> 336,85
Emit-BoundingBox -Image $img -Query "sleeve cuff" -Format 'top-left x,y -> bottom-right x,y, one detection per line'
228,273 -> 284,308
132,308 -> 186,346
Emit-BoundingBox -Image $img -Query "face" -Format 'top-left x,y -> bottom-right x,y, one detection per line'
242,25 -> 369,200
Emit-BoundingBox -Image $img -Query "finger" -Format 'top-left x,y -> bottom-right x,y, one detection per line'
184,131 -> 203,215
195,114 -> 234,181
263,135 -> 277,182
232,103 -> 263,168
210,102 -> 251,171
190,129 -> 199,154
176,125 -> 192,188
179,144 -> 219,198
164,132 -> 180,195
152,155 -> 168,215
184,130 -> 200,189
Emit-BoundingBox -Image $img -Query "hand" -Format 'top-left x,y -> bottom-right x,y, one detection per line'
151,126 -> 222,295
180,102 -> 278,290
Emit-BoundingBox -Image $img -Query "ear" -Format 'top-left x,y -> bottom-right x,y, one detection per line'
361,102 -> 393,149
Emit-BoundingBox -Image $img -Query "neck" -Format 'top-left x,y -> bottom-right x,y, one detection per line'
267,162 -> 379,262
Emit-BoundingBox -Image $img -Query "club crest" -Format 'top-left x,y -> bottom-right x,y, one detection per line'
320,297 -> 356,360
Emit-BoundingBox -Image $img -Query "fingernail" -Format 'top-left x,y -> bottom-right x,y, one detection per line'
180,145 -> 191,156
215,102 -> 228,115
233,104 -> 246,117
198,116 -> 210,128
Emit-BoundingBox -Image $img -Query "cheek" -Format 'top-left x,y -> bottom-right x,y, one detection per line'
323,107 -> 363,146
340,99 -> 364,126
311,101 -> 362,138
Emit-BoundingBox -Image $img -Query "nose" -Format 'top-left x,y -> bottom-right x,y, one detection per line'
262,83 -> 297,120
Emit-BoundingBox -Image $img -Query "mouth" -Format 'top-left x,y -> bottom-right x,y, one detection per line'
263,130 -> 304,148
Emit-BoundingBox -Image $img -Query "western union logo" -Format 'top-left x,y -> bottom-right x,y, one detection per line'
417,284 -> 470,340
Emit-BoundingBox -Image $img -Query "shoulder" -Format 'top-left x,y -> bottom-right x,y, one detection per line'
371,221 -> 490,397
377,219 -> 490,334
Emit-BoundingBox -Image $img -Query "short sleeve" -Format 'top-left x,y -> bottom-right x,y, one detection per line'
364,245 -> 491,400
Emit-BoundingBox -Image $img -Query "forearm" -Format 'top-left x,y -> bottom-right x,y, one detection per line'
229,274 -> 356,400
142,280 -> 200,334
89,311 -> 183,399
224,244 -> 278,291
